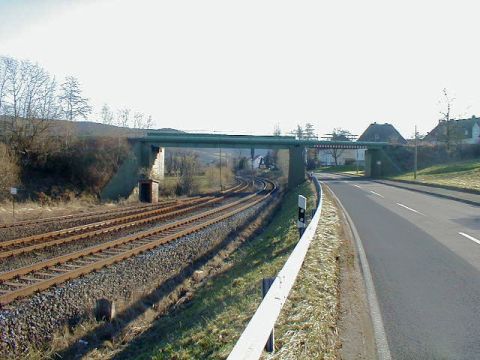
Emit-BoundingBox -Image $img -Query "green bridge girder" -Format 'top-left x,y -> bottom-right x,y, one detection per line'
137,132 -> 387,149
101,132 -> 388,200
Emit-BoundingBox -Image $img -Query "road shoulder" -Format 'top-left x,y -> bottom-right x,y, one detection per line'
331,186 -> 377,360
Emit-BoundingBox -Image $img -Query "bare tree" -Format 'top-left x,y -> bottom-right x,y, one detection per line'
0,57 -> 9,115
117,108 -> 131,128
100,103 -> 114,125
145,114 -> 154,129
438,88 -> 463,151
133,112 -> 145,129
0,57 -> 60,164
59,76 -> 92,121
273,123 -> 281,136
326,128 -> 352,166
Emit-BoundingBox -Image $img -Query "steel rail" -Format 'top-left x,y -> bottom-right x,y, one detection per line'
0,179 -> 275,306
0,182 -> 250,259
0,179 -> 245,229
0,200 -> 179,230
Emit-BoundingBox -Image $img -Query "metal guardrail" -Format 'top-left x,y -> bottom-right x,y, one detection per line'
228,177 -> 324,360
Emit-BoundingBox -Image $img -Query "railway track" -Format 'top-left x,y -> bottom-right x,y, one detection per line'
0,180 -> 246,230
0,179 -> 275,306
0,181 -> 250,259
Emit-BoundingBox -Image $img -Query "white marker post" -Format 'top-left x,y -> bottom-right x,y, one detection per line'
297,195 -> 307,237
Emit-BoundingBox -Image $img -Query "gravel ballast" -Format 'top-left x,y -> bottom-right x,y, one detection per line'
0,194 -> 275,357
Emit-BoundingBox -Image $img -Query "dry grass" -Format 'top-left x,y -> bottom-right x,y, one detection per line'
264,192 -> 341,360
0,195 -> 113,225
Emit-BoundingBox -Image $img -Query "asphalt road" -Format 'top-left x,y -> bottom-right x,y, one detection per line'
319,173 -> 480,360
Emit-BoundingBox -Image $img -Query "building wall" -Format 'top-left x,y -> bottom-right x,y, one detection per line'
318,148 -> 365,166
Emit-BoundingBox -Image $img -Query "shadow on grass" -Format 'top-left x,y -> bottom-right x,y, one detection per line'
111,185 -> 311,360
53,194 -> 280,360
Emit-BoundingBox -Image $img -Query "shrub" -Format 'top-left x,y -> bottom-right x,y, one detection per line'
0,142 -> 21,200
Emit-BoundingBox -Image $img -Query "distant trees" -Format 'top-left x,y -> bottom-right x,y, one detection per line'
289,123 -> 317,140
290,122 -> 318,169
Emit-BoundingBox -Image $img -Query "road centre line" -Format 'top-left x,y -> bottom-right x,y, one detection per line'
459,232 -> 480,246
353,184 -> 362,189
370,191 -> 384,198
396,203 -> 425,216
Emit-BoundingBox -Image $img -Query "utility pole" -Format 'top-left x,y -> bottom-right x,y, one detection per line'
251,148 -> 255,187
414,125 -> 418,180
219,147 -> 223,191
356,149 -> 359,174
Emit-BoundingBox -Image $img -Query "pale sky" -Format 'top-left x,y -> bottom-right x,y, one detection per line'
1,0 -> 479,138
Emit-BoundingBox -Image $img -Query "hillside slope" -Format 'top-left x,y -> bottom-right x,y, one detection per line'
391,159 -> 480,192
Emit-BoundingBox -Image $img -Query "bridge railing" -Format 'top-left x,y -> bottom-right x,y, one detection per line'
227,176 -> 323,360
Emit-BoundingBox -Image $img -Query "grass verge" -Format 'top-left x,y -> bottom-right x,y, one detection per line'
390,159 -> 480,192
264,190 -> 341,359
112,181 -> 316,359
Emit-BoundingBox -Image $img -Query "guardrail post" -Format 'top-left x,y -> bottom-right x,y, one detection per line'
262,278 -> 275,352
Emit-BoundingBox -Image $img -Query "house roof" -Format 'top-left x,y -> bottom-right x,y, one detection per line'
358,123 -> 407,144
424,116 -> 480,141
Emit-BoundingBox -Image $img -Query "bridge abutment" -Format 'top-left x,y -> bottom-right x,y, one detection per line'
101,142 -> 164,201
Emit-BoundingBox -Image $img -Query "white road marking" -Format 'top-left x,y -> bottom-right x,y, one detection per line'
353,184 -> 362,189
396,203 -> 425,216
459,232 -> 480,246
370,190 -> 384,198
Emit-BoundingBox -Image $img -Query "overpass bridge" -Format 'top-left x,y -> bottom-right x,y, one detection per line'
101,132 -> 388,200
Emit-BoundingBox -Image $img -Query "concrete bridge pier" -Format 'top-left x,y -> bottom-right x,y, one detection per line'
365,148 -> 398,178
288,145 -> 306,189
101,142 -> 164,201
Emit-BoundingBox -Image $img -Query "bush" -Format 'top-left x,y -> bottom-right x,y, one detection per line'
0,142 -> 21,200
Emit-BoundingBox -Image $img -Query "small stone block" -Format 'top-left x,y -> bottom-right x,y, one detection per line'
95,298 -> 116,322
